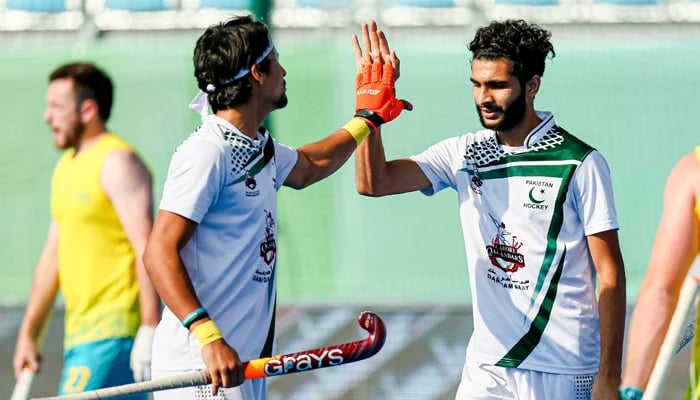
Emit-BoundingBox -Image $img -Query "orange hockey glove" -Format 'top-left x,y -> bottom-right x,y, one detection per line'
354,62 -> 408,130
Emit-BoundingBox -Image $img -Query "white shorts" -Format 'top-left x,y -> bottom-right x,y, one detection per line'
455,359 -> 595,400
151,369 -> 264,400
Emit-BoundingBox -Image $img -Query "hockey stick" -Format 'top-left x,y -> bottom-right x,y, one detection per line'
643,257 -> 700,400
32,310 -> 386,400
11,310 -> 54,400
11,369 -> 38,400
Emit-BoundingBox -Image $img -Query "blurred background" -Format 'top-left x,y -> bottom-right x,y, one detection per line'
0,0 -> 698,398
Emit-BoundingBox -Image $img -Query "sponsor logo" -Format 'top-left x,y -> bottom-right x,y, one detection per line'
462,157 -> 482,195
246,174 -> 257,189
254,210 -> 277,283
470,175 -> 483,194
356,88 -> 380,96
486,267 -> 530,291
264,349 -> 344,376
485,214 -> 525,273
245,173 -> 260,197
74,192 -> 90,203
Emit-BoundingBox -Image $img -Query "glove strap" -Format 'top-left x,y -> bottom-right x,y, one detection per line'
192,320 -> 223,348
354,109 -> 384,129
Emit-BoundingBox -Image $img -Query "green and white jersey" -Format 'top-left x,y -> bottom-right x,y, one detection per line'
152,115 -> 298,399
411,112 -> 618,374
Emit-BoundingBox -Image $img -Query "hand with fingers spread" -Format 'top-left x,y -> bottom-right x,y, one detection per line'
351,20 -> 412,130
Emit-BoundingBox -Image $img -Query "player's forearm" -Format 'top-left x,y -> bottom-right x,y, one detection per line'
598,288 -> 625,379
19,299 -> 55,343
136,258 -> 161,326
620,288 -> 677,389
355,129 -> 390,196
597,268 -> 626,379
287,128 -> 359,189
19,252 -> 59,338
143,242 -> 202,322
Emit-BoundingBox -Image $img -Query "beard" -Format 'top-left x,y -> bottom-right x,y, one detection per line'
273,93 -> 288,110
476,87 -> 527,132
56,119 -> 86,149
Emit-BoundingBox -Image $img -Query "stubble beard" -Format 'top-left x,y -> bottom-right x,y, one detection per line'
476,88 -> 527,132
274,93 -> 288,110
57,119 -> 86,149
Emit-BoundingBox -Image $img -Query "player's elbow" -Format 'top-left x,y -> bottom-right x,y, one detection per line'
357,185 -> 381,197
356,178 -> 388,197
357,188 -> 383,197
142,242 -> 162,276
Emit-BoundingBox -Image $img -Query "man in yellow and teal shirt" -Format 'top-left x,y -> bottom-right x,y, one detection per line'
12,62 -> 160,397
622,147 -> 700,400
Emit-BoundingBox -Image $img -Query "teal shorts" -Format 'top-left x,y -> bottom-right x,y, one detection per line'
59,338 -> 146,399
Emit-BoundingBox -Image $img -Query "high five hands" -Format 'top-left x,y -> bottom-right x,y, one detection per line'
351,20 -> 412,130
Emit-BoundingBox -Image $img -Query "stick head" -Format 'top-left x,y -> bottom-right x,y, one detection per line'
356,311 -> 387,360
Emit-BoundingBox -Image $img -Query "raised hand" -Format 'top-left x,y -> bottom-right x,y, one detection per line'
351,20 -> 412,129
352,20 -> 398,76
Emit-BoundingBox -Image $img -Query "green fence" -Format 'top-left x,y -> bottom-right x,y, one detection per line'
1,30 -> 698,305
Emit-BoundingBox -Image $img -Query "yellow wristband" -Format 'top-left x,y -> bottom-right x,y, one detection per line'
342,117 -> 371,145
191,320 -> 223,348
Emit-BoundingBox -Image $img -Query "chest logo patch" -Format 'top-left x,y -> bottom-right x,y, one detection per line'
245,173 -> 260,197
254,210 -> 277,283
485,214 -> 525,273
523,180 -> 553,210
485,214 -> 530,291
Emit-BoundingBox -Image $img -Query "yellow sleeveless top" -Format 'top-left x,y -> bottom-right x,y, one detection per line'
51,134 -> 140,349
687,147 -> 700,400
696,147 -> 700,222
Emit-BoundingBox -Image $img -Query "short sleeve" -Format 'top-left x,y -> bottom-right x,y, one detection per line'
571,150 -> 619,236
159,138 -> 225,223
410,136 -> 463,196
272,140 -> 298,191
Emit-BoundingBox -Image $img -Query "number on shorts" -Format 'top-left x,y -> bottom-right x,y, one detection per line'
63,366 -> 91,393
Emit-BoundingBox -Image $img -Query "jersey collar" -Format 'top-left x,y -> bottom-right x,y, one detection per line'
204,114 -> 268,144
523,111 -> 555,149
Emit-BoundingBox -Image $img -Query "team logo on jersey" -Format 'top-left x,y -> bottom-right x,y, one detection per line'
255,210 -> 277,283
245,173 -> 260,197
523,180 -> 553,210
485,214 -> 525,273
471,175 -> 483,194
74,192 -> 91,203
246,174 -> 257,189
463,156 -> 483,195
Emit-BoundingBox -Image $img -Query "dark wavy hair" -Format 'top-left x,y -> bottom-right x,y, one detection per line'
468,19 -> 555,84
193,15 -> 273,112
49,62 -> 113,122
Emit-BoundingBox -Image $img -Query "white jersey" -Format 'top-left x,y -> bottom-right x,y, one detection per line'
410,112 -> 618,374
152,115 -> 297,398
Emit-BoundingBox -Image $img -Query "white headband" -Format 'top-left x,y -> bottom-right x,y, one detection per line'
189,39 -> 275,117
230,39 -> 275,81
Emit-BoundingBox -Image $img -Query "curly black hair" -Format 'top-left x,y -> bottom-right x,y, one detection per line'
193,15 -> 273,112
468,19 -> 555,84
